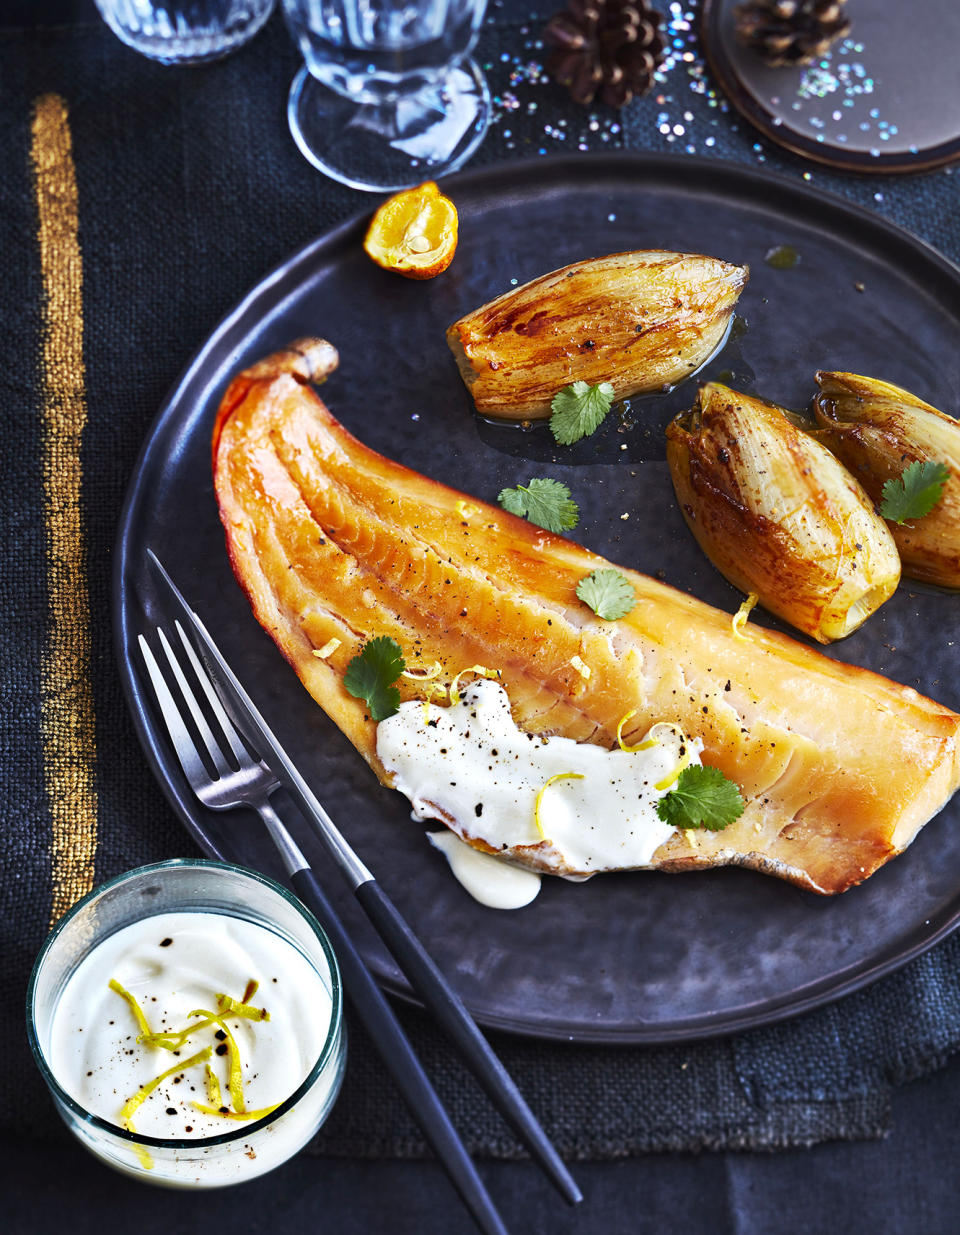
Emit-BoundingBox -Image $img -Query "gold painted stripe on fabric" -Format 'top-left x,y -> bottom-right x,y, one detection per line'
30,93 -> 99,926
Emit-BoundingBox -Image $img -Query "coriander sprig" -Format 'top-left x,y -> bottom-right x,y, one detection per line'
343,636 -> 406,721
498,477 -> 580,533
656,764 -> 745,831
549,380 -> 615,445
575,568 -> 636,620
880,460 -> 951,524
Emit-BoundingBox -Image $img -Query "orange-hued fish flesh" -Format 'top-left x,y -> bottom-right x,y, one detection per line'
213,341 -> 960,895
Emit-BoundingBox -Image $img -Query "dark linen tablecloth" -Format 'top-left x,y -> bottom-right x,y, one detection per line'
5,1054 -> 960,1235
3,0 -> 960,1167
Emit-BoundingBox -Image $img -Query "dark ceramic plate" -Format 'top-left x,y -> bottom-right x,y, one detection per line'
116,155 -> 960,1044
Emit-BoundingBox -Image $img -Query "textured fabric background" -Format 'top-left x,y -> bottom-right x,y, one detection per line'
3,1 -> 959,1159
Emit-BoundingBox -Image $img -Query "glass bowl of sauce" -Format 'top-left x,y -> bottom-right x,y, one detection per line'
27,859 -> 345,1187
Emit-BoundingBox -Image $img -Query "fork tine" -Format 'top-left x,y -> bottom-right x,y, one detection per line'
154,627 -> 232,778
173,620 -> 250,765
138,634 -> 212,789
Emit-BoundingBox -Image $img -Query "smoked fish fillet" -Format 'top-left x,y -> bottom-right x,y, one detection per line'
213,341 -> 960,895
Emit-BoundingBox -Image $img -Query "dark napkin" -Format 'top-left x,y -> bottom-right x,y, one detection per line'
3,2 -> 960,1157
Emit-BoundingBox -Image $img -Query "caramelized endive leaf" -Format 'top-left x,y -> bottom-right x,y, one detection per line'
814,371 -> 960,588
665,383 -> 901,643
446,250 -> 748,419
212,344 -> 960,895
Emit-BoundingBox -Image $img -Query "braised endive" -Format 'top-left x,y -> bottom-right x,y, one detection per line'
665,383 -> 901,643
813,371 -> 960,588
446,250 -> 748,419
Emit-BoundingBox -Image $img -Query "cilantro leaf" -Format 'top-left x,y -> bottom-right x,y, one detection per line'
343,636 -> 405,721
880,460 -> 951,524
497,477 -> 580,533
655,764 -> 745,831
549,381 -> 615,445
575,569 -> 636,620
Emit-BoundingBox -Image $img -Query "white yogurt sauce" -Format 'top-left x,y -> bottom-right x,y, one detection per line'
378,680 -> 702,902
427,830 -> 541,909
48,910 -> 336,1182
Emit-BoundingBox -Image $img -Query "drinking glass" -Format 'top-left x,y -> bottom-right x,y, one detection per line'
281,0 -> 491,191
27,860 -> 345,1188
94,0 -> 276,64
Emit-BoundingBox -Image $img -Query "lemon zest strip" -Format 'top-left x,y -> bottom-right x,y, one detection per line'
196,1057 -> 279,1122
449,664 -> 501,706
118,1044 -> 213,1159
312,638 -> 341,660
732,593 -> 759,641
140,1014 -> 221,1052
184,1010 -> 245,1113
216,992 -> 269,1022
420,681 -> 448,723
204,1062 -> 222,1108
108,978 -> 154,1040
652,724 -> 692,791
534,772 -> 584,839
615,709 -> 658,753
401,660 -> 443,681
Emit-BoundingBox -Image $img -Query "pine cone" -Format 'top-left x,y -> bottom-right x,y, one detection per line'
733,0 -> 852,68
545,0 -> 666,108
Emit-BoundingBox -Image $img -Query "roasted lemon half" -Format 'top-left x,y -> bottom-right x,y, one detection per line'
363,181 -> 458,280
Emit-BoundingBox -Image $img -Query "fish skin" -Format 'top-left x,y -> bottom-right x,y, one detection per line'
446,250 -> 748,419
213,343 -> 960,896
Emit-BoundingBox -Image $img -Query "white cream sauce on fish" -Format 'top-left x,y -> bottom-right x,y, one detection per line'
427,830 -> 542,909
377,680 -> 702,905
